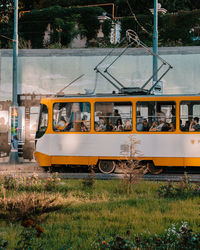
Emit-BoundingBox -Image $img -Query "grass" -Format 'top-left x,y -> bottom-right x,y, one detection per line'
0,179 -> 199,249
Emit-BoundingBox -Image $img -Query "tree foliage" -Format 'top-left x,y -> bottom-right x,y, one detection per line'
18,6 -> 102,48
1,1 -> 200,48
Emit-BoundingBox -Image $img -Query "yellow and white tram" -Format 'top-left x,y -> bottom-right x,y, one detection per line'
34,93 -> 200,174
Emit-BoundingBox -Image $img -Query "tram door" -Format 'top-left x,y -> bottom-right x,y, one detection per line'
18,94 -> 50,161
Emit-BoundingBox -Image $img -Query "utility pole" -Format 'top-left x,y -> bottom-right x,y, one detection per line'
9,0 -> 19,164
153,0 -> 158,82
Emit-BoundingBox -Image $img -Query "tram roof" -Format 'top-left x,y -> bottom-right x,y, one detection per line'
43,93 -> 200,100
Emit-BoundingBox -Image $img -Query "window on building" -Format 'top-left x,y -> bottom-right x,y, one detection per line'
180,101 -> 200,132
94,102 -> 132,132
53,102 -> 91,132
136,101 -> 176,132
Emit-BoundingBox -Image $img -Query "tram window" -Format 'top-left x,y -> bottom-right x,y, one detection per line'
94,102 -> 132,132
180,101 -> 200,132
53,102 -> 91,132
136,101 -> 176,132
36,104 -> 48,139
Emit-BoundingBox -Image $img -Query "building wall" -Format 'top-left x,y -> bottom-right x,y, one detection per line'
0,47 -> 200,159
1,47 -> 200,101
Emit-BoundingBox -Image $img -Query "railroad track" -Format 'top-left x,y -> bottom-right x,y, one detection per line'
1,170 -> 200,182
1,162 -> 200,182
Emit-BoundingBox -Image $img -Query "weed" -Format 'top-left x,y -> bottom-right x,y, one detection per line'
44,172 -> 62,192
92,222 -> 200,249
0,192 -> 67,222
92,232 -> 135,249
82,166 -> 95,189
0,237 -> 9,249
15,220 -> 44,249
158,173 -> 200,199
1,176 -> 18,190
117,135 -> 148,194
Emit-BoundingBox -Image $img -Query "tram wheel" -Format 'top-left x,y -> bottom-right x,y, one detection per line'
98,160 -> 116,174
147,162 -> 163,175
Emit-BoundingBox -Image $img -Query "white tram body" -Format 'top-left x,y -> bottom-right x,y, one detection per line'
34,94 -> 200,173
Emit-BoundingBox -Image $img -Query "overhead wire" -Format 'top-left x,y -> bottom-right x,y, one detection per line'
126,0 -> 151,36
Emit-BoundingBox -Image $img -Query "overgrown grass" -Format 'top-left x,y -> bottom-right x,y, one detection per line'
0,178 -> 199,249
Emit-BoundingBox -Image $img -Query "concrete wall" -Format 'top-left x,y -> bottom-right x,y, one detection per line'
1,46 -> 200,101
0,47 -> 200,159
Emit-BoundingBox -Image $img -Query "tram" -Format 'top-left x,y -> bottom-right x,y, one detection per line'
34,94 -> 200,174
34,30 -> 200,174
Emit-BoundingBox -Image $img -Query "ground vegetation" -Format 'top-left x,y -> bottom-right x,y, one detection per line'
0,174 -> 200,248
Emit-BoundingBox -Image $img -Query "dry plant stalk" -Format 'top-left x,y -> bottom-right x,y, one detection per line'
119,135 -> 148,192
82,165 -> 96,188
0,192 -> 68,221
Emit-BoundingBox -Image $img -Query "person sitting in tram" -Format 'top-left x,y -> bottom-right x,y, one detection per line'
189,117 -> 200,131
113,109 -> 122,126
124,120 -> 132,131
136,118 -> 143,131
80,122 -> 88,132
105,117 -> 114,131
94,122 -> 100,131
115,119 -> 124,131
149,121 -> 159,132
182,120 -> 190,131
98,117 -> 106,131
54,116 -> 67,131
142,119 -> 150,131
156,119 -> 165,131
169,122 -> 175,132
161,122 -> 170,131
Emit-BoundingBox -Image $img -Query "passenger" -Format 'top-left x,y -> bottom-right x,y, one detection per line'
115,119 -> 124,131
80,122 -> 88,132
118,125 -> 124,131
189,117 -> 200,131
113,109 -> 122,126
156,120 -> 165,131
54,116 -> 67,131
99,117 -> 106,131
136,118 -> 143,131
94,122 -> 100,131
162,122 -> 170,131
156,106 -> 166,122
183,120 -> 190,131
169,122 -> 175,132
170,106 -> 176,124
142,119 -> 149,131
124,120 -> 132,131
105,117 -> 114,131
149,121 -> 159,132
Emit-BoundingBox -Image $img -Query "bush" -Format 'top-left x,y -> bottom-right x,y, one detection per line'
158,173 -> 200,198
0,237 -> 9,249
92,222 -> 200,249
0,192 -> 67,221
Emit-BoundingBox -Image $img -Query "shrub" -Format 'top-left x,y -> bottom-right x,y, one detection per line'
82,166 -> 95,189
16,221 -> 45,249
0,192 -> 67,221
1,175 -> 18,190
158,173 -> 200,199
116,135 -> 148,195
92,222 -> 200,249
0,237 -> 9,249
